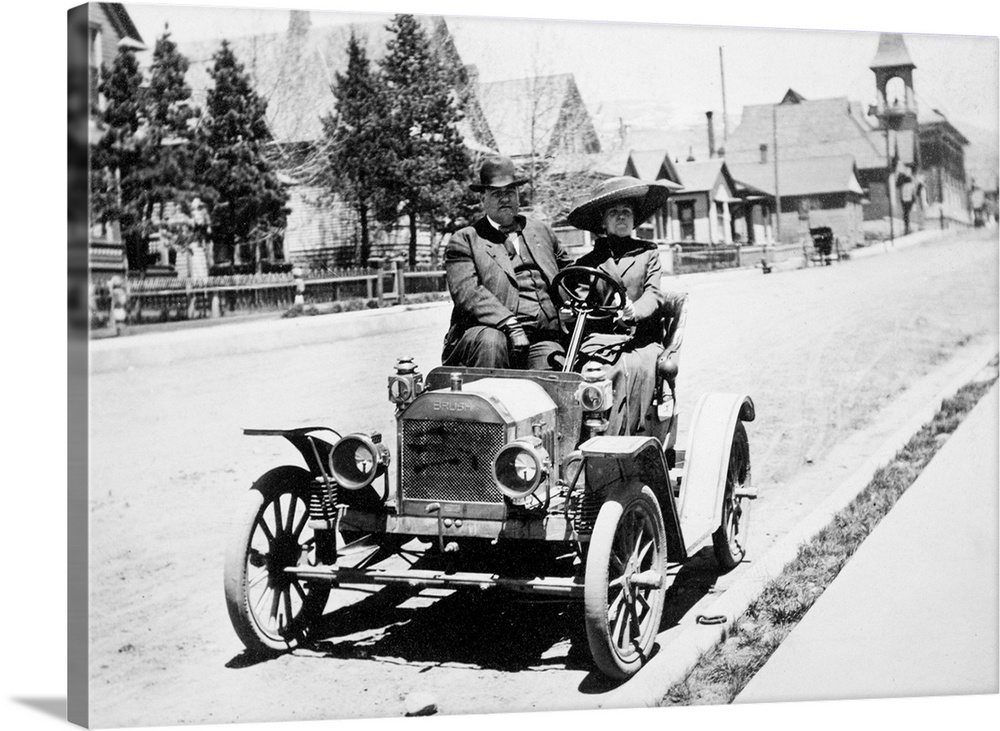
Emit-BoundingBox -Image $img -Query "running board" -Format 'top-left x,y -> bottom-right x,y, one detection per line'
287,561 -> 688,597
287,565 -> 585,597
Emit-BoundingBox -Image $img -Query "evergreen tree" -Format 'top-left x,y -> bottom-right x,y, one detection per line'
141,28 -> 199,228
379,14 -> 471,268
321,32 -> 394,265
90,45 -> 147,269
196,40 -> 289,271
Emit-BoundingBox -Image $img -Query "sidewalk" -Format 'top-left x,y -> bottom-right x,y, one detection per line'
735,384 -> 999,704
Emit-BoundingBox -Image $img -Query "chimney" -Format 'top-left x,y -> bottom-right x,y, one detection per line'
760,143 -> 768,164
289,10 -> 311,35
706,111 -> 716,159
687,147 -> 695,163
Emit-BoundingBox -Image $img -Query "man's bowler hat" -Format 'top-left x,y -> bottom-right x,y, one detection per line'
470,156 -> 529,192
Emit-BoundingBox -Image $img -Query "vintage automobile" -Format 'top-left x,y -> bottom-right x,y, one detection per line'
224,266 -> 755,680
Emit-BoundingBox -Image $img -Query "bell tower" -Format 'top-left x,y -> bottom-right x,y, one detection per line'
869,33 -> 919,132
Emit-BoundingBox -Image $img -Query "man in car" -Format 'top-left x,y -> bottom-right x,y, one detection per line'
442,156 -> 572,370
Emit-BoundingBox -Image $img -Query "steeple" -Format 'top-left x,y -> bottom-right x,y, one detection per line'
870,33 -> 918,128
870,33 -> 916,71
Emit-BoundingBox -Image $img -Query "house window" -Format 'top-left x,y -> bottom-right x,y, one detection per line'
715,201 -> 725,240
678,201 -> 695,241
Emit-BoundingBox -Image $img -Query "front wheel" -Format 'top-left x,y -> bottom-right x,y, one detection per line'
713,422 -> 751,570
583,484 -> 667,680
224,466 -> 332,654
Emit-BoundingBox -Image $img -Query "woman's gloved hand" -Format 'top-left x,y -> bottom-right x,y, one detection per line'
616,296 -> 636,325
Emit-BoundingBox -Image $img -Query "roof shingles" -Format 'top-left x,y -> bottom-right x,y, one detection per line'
729,155 -> 864,197
724,97 -> 885,170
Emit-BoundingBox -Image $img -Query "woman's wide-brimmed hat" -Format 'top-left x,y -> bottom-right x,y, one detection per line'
470,156 -> 529,192
567,176 -> 682,233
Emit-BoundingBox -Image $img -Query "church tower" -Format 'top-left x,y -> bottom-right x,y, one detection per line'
869,33 -> 919,132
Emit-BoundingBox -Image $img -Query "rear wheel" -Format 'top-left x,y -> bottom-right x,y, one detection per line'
224,467 -> 331,654
713,422 -> 751,570
583,484 -> 667,680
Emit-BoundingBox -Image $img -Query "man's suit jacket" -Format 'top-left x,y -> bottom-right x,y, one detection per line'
442,215 -> 572,357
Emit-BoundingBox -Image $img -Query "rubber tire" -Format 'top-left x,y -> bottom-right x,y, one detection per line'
713,422 -> 751,570
584,484 -> 667,680
224,466 -> 331,654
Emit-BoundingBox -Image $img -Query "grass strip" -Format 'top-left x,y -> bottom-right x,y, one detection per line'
661,371 -> 998,706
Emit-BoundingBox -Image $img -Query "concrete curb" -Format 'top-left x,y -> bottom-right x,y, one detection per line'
597,338 -> 999,710
732,384 -> 999,703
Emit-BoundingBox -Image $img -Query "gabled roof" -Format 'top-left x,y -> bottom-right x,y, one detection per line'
870,33 -> 916,70
626,148 -> 666,179
178,14 -> 494,148
625,149 -> 682,185
475,73 -> 600,158
724,96 -> 885,170
544,149 -> 630,178
729,155 -> 864,197
781,88 -> 807,104
918,108 -> 970,146
673,158 -> 738,199
100,3 -> 144,46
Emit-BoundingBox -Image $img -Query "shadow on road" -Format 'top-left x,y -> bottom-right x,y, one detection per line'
224,542 -> 725,686
311,588 -> 592,673
661,547 -> 727,627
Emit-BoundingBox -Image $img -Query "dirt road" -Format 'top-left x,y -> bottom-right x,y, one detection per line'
87,229 -> 998,726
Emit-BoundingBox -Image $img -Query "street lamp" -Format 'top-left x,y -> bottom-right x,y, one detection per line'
869,104 -> 906,247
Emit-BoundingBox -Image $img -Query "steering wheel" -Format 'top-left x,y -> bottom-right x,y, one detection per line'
552,266 -> 626,321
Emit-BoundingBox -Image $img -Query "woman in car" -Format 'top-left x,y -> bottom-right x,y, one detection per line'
566,176 -> 676,436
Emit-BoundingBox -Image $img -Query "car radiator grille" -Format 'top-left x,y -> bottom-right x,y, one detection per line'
400,419 -> 506,504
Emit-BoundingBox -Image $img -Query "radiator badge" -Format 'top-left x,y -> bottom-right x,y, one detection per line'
431,399 -> 472,413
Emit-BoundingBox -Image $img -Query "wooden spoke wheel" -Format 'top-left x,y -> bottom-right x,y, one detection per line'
713,422 -> 751,570
224,466 -> 332,654
584,484 -> 667,680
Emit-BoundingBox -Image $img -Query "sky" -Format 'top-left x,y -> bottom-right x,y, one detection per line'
121,0 -> 999,139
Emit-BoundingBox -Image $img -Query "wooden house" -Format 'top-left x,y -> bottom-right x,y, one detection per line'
723,33 -> 971,237
475,73 -> 601,163
729,155 -> 865,245
670,158 -> 740,245
87,3 -> 146,280
176,12 -> 497,269
623,149 -> 684,242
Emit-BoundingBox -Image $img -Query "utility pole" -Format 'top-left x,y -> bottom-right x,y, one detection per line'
885,125 -> 895,247
772,104 -> 781,244
719,47 -> 729,147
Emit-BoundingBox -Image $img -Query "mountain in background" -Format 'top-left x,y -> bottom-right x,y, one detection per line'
591,97 -> 730,162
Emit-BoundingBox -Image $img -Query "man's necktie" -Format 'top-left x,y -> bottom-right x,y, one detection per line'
499,225 -> 521,258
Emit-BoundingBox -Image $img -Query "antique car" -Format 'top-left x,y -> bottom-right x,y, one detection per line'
224,266 -> 755,680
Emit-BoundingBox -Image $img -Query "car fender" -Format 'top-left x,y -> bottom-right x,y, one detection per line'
578,435 -> 685,561
677,393 -> 755,554
242,426 -> 340,478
